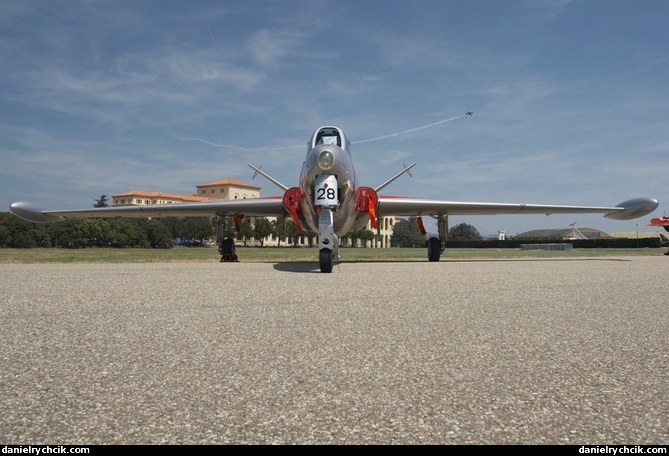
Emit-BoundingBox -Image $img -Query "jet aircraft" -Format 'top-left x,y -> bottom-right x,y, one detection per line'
465,111 -> 473,116
649,216 -> 669,255
656,228 -> 669,255
648,216 -> 669,230
10,125 -> 659,272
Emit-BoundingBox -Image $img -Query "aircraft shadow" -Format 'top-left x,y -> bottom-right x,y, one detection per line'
271,257 -> 630,272
272,262 -> 323,273
271,259 -> 437,272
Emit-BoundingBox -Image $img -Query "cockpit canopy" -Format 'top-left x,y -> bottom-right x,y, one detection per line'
315,127 -> 340,147
310,126 -> 349,149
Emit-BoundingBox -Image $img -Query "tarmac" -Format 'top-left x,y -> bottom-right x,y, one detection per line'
1,257 -> 667,445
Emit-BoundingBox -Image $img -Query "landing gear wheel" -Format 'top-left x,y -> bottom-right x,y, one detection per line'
427,237 -> 441,262
219,238 -> 238,262
319,248 -> 334,273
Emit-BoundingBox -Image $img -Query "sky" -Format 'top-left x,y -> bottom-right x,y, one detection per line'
1,0 -> 667,237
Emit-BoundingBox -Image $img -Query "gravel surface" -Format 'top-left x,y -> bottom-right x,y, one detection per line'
1,257 -> 667,444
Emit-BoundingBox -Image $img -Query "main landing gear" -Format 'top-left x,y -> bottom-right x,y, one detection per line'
219,238 -> 238,262
427,237 -> 441,262
216,217 -> 238,262
422,215 -> 447,262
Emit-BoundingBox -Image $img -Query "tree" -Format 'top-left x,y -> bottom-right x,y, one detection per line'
105,218 -> 149,248
184,217 -> 215,241
253,217 -> 273,246
12,231 -> 37,248
45,219 -> 87,248
161,217 -> 214,241
93,195 -> 109,207
146,220 -> 173,248
448,223 -> 482,241
390,217 -> 425,247
222,217 -> 238,239
357,229 -> 376,247
347,229 -> 376,247
239,219 -> 254,245
272,216 -> 289,247
305,230 -> 317,247
285,220 -> 300,246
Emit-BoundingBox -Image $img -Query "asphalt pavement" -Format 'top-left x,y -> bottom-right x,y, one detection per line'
1,257 -> 667,444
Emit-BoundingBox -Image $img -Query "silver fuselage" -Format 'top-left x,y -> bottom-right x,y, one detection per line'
297,126 -> 369,237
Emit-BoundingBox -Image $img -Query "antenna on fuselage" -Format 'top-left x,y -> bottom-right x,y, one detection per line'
374,162 -> 416,193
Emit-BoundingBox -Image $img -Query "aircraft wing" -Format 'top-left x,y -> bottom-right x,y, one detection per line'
9,197 -> 287,223
375,196 -> 659,221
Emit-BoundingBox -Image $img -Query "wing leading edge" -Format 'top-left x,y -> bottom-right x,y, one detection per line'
376,196 -> 659,221
11,196 -> 659,224
9,198 -> 287,224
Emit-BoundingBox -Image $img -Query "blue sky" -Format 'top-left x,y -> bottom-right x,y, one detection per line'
1,0 -> 667,237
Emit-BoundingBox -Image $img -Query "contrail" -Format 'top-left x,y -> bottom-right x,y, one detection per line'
173,115 -> 464,150
352,115 -> 464,144
172,136 -> 256,152
208,26 -> 216,47
54,0 -> 101,64
173,136 -> 301,152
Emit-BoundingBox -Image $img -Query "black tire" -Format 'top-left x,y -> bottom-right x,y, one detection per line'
319,248 -> 334,273
219,238 -> 235,255
427,237 -> 441,262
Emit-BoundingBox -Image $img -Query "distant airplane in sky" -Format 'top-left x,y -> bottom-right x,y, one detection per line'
465,111 -> 473,116
10,125 -> 659,272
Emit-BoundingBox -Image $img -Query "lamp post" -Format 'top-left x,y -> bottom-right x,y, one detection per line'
636,223 -> 639,248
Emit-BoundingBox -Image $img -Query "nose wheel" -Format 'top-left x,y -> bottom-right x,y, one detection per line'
315,175 -> 339,273
319,248 -> 334,273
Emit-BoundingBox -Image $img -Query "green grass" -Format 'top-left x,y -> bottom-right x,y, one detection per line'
0,246 -> 665,264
